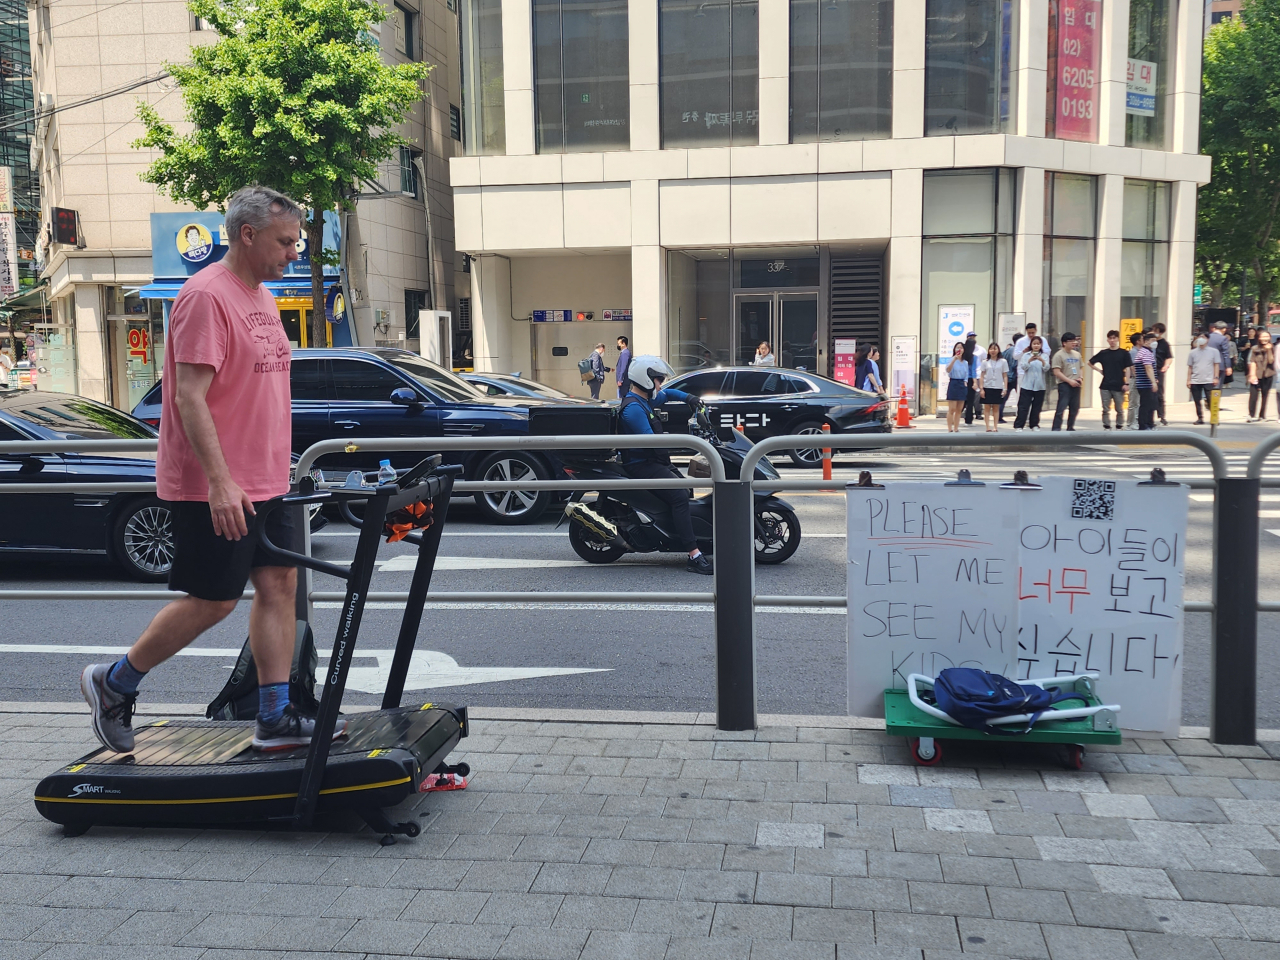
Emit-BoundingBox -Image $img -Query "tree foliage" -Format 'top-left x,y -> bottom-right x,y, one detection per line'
134,0 -> 430,345
1199,0 -> 1280,319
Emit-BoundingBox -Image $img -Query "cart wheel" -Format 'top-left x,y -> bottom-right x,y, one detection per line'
910,738 -> 942,766
1065,745 -> 1085,770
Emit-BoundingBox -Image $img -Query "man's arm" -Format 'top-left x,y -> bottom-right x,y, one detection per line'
172,361 -> 254,540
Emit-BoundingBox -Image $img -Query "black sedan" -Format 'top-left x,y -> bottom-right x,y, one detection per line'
461,372 -> 594,403
133,348 -> 613,524
0,391 -> 171,581
666,367 -> 891,466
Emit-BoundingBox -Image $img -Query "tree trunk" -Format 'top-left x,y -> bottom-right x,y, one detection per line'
308,211 -> 326,348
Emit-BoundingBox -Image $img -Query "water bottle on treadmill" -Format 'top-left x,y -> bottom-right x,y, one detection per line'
377,459 -> 397,486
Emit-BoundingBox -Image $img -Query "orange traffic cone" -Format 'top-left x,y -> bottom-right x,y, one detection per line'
895,385 -> 913,429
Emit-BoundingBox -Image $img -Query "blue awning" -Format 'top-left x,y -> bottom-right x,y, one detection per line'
132,278 -> 338,301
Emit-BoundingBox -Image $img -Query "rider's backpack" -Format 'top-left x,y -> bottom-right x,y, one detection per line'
206,620 -> 320,721
932,668 -> 1084,735
578,357 -> 595,382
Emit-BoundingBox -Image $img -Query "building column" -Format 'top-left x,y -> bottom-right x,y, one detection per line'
471,254 -> 515,373
631,245 -> 665,358
629,0 -> 660,151
1016,0 -> 1048,138
757,0 -> 789,146
1013,168 -> 1044,324
892,0 -> 926,140
888,168 -> 923,409
1166,180 -> 1196,404
502,0 -> 535,156
1171,0 -> 1205,155
1098,0 -> 1130,147
1093,173 -> 1124,392
73,284 -> 108,403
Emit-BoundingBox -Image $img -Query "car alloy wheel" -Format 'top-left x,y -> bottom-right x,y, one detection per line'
474,452 -> 552,524
789,422 -> 828,466
118,501 -> 174,580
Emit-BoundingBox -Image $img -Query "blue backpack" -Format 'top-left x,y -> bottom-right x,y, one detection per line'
932,668 -> 1085,735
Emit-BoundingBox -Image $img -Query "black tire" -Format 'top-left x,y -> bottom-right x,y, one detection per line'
786,421 -> 830,467
568,519 -> 626,563
472,452 -> 552,524
754,505 -> 801,564
112,497 -> 174,582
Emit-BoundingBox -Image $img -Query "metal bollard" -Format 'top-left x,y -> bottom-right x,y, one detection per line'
1211,478 -> 1260,745
821,423 -> 832,481
713,479 -> 756,730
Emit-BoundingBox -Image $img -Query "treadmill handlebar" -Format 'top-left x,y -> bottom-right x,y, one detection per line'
256,496 -> 353,581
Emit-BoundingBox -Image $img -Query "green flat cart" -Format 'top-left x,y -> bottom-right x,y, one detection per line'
884,673 -> 1122,770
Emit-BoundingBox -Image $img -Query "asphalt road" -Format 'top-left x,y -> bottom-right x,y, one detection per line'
2,444 -> 1278,728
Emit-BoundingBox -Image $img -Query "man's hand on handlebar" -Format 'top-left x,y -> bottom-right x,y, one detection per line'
208,477 -> 255,541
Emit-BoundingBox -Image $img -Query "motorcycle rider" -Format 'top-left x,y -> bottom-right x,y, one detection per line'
618,355 -> 714,575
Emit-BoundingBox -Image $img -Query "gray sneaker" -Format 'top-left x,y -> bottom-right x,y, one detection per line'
253,703 -> 349,751
81,663 -> 137,753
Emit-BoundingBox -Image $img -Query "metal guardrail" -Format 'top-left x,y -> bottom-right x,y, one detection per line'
0,430 -> 1269,741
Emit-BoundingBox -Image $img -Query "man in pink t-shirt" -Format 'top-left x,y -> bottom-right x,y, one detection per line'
81,185 -> 345,754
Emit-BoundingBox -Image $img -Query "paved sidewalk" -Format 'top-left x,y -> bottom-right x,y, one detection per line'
3,708 -> 1280,960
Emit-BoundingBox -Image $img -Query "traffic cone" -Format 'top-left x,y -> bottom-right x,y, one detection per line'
821,423 -> 832,481
895,385 -> 913,428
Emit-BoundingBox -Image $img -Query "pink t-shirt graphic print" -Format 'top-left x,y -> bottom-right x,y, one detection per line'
156,262 -> 293,502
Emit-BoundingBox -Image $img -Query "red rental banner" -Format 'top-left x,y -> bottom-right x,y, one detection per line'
1055,0 -> 1102,142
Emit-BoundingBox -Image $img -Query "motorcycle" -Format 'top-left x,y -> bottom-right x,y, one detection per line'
557,404 -> 801,564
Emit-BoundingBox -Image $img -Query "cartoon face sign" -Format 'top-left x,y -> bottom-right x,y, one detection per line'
177,223 -> 214,263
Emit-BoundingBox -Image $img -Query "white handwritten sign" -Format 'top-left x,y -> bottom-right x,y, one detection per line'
847,478 -> 1188,737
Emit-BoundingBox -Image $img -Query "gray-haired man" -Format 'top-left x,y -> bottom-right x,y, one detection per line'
81,185 -> 347,755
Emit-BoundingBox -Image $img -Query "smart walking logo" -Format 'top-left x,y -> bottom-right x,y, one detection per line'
69,782 -> 121,797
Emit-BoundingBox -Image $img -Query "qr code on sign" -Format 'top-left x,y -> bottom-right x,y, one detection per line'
1071,479 -> 1116,521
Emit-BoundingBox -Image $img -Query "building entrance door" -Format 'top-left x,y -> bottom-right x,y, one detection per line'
734,293 -> 819,371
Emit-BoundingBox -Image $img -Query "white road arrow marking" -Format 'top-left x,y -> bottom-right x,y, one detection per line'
376,555 -> 590,572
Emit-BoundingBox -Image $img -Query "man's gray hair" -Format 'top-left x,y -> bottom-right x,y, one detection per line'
224,185 -> 304,244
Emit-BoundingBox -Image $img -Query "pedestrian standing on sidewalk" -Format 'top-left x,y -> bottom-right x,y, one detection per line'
1132,332 -> 1159,430
615,336 -> 631,399
1014,336 -> 1049,430
1186,334 -> 1220,425
962,333 -> 980,425
1050,332 -> 1084,431
587,342 -> 611,400
999,341 -> 1017,423
945,342 -> 969,432
1012,322 -> 1041,363
1088,330 -> 1132,430
1151,323 -> 1173,426
1126,331 -> 1146,429
862,346 -> 884,394
979,342 -> 1008,433
1248,330 -> 1276,422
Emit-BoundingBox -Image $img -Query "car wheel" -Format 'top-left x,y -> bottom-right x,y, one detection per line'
473,452 -> 552,524
754,505 -> 801,564
787,421 -> 829,467
112,498 -> 174,582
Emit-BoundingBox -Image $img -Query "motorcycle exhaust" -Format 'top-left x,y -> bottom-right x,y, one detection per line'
565,501 -> 630,549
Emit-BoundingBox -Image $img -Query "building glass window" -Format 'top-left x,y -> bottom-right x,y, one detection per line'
406,288 -> 429,340
790,0 -> 893,143
1046,0 -> 1102,142
1120,179 -> 1169,328
921,169 -> 1015,410
924,0 -> 1017,136
459,0 -> 506,155
667,249 -> 732,374
1042,172 -> 1097,348
399,147 -> 422,198
660,0 -> 758,148
534,0 -> 631,154
1126,0 -> 1176,149
393,3 -> 417,59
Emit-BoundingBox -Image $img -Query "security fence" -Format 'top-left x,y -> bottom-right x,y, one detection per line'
0,430 -> 1273,744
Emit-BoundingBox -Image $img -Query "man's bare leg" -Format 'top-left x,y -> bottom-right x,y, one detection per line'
128,597 -> 240,671
247,565 -> 297,685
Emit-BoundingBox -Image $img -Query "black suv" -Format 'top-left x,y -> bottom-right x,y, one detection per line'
133,348 -> 612,524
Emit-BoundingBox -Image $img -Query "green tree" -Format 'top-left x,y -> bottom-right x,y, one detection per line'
134,0 -> 430,347
1199,0 -> 1280,323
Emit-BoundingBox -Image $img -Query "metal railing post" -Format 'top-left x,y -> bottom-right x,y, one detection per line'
713,478 -> 756,731
1211,477 -> 1259,745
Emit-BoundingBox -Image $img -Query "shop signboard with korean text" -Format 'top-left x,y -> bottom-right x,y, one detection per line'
936,304 -> 974,385
0,212 -> 17,296
891,336 -> 917,401
832,338 -> 857,387
847,478 -> 1188,737
1054,0 -> 1102,141
998,313 -> 1025,349
0,166 -> 12,214
1126,58 -> 1158,117
532,309 -> 572,323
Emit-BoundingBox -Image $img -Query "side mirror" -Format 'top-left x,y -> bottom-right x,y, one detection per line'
390,387 -> 421,407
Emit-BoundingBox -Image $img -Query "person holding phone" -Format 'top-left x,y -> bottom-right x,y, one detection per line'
1014,336 -> 1049,430
944,341 -> 969,432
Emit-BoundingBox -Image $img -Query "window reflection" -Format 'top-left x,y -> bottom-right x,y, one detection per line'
535,0 -> 631,153
660,0 -> 759,148
790,0 -> 893,143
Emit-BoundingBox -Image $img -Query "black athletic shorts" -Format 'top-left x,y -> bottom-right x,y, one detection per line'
167,500 -> 296,602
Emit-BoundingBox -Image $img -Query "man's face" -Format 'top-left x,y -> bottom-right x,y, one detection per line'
239,215 -> 301,281
652,376 -> 665,390
1107,334 -> 1119,348
617,339 -> 625,349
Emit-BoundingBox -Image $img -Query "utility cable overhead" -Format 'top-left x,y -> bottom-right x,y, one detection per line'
0,70 -> 171,134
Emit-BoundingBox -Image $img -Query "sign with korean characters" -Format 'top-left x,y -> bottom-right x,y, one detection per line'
936,304 -> 974,385
0,212 -> 17,296
1126,58 -> 1158,117
1055,0 -> 1102,141
847,478 -> 1188,737
532,309 -> 571,323
891,336 -> 918,401
833,337 -> 858,387
0,166 -> 12,214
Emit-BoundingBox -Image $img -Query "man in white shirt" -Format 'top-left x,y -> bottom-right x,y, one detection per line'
1012,322 -> 1044,363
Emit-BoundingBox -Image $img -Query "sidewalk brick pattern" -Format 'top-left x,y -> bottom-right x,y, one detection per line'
1,711 -> 1278,959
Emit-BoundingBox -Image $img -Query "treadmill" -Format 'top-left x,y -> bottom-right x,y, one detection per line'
35,455 -> 470,842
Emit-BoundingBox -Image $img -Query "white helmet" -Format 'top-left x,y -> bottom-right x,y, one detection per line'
627,355 -> 675,390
